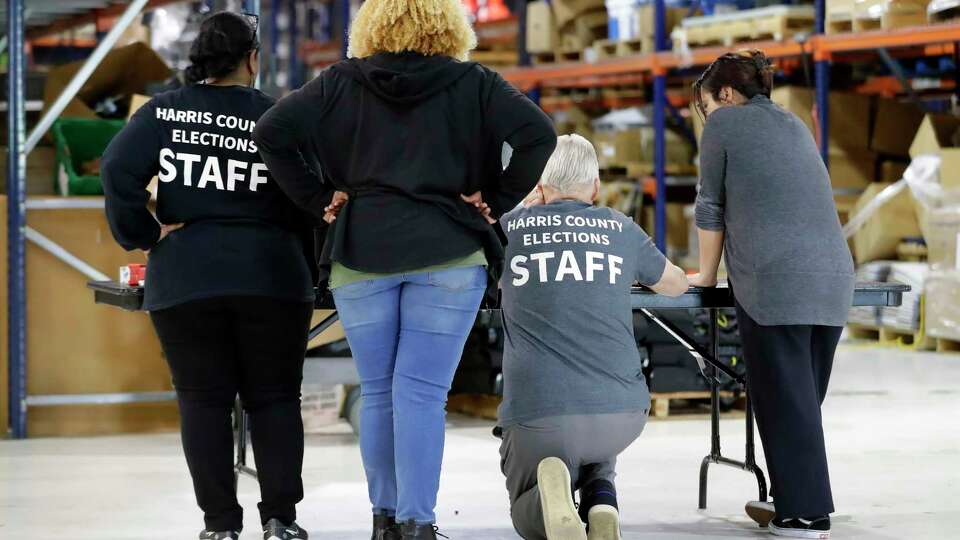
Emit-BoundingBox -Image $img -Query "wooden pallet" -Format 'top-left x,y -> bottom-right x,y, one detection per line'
847,323 -> 936,351
447,394 -> 500,420
447,392 -> 747,421
650,391 -> 741,419
600,162 -> 699,179
531,48 -> 584,65
470,49 -> 519,67
594,38 -> 651,61
677,6 -> 815,48
826,14 -> 853,34
935,338 -> 960,353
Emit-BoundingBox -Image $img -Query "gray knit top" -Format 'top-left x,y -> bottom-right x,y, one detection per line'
695,95 -> 855,327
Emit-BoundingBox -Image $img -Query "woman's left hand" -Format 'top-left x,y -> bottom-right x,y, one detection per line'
688,272 -> 718,288
461,191 -> 496,224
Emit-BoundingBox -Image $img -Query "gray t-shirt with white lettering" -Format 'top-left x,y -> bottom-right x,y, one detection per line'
497,200 -> 667,426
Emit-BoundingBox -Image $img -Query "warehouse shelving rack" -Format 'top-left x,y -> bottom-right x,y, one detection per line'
6,1 -> 960,438
500,1 -> 960,253
3,0 -> 265,439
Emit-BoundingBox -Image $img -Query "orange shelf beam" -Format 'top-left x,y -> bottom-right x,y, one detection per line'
503,23 -> 960,91
654,39 -> 809,70
501,55 -> 656,90
814,22 -> 960,53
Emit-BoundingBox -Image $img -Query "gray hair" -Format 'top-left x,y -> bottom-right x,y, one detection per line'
540,134 -> 599,194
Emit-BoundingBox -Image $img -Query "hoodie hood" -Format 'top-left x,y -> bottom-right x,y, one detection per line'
332,52 -> 478,105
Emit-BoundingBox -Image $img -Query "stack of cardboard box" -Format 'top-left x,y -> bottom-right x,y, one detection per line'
526,0 -> 608,57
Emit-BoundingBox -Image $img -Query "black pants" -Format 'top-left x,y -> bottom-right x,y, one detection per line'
735,300 -> 842,519
151,296 -> 313,532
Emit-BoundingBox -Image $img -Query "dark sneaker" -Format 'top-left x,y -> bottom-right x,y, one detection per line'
263,518 -> 308,540
769,516 -> 830,539
199,531 -> 239,540
746,500 -> 776,527
399,519 -> 448,539
373,510 -> 401,540
537,457 -> 588,540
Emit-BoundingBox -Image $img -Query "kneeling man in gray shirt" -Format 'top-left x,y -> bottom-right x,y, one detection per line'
498,134 -> 688,540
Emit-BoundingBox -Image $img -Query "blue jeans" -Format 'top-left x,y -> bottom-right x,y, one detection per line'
332,265 -> 487,524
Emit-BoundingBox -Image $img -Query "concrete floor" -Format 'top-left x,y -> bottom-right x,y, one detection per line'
2,344 -> 959,540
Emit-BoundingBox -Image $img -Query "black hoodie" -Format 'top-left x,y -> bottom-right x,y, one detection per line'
253,52 -> 557,282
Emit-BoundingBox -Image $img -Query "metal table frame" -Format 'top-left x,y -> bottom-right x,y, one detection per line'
88,280 -> 908,508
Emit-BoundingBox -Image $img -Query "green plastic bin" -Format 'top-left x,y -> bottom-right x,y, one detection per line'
52,118 -> 126,195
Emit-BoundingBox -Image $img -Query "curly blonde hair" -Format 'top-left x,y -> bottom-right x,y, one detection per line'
347,0 -> 477,61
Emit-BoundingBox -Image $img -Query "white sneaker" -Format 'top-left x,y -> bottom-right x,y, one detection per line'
537,457 -> 587,540
745,500 -> 776,527
586,504 -> 621,540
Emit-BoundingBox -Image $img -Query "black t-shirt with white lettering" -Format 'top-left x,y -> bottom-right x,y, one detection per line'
102,84 -> 316,311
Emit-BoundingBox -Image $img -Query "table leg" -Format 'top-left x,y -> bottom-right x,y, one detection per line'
699,308 -> 722,509
233,312 -> 339,483
696,307 -> 767,509
745,393 -> 768,502
234,399 -> 258,484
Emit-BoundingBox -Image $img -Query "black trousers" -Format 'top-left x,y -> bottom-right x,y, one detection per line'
151,296 -> 313,532
735,300 -> 841,519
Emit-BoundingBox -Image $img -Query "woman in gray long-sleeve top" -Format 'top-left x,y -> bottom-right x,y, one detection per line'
690,50 -> 854,540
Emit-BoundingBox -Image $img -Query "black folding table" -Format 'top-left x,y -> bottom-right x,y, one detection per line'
88,280 -> 908,509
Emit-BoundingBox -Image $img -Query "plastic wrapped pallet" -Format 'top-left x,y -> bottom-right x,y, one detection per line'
925,270 -> 960,341
925,207 -> 960,269
880,262 -> 928,331
848,261 -> 891,326
301,384 -> 345,433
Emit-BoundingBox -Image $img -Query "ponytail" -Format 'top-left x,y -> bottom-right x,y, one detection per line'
693,49 -> 775,118
185,12 -> 259,84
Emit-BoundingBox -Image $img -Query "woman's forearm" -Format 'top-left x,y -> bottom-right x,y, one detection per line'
697,228 -> 725,280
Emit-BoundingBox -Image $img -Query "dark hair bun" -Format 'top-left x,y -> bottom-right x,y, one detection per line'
185,12 -> 259,84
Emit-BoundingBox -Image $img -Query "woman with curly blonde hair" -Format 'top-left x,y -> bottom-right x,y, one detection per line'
254,1 -> 556,538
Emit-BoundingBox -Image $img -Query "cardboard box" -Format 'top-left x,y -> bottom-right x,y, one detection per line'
852,182 -> 922,264
526,1 -> 558,54
909,114 -> 960,190
771,86 -> 872,153
667,202 -> 689,252
880,160 -> 908,183
553,0 -> 606,29
872,99 -> 924,157
0,196 -> 177,436
42,42 -> 171,123
593,128 -> 693,168
829,149 -> 875,191
0,146 -> 57,195
925,270 -> 960,340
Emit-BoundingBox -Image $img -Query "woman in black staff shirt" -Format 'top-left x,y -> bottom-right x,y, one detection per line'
102,12 -> 313,540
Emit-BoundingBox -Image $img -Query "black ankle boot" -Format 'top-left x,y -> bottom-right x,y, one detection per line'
399,520 -> 447,539
372,511 -> 401,540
